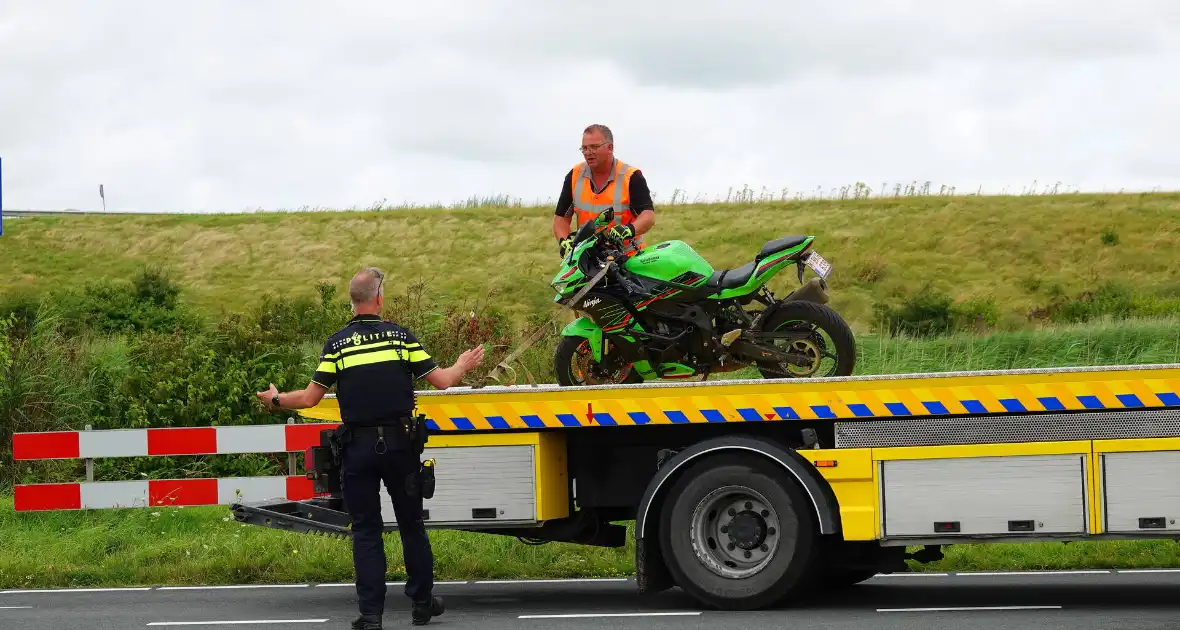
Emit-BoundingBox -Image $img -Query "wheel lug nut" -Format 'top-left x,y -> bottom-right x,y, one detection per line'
720,526 -> 728,533
744,551 -> 752,559
761,509 -> 769,517
768,527 -> 776,535
745,502 -> 753,510
728,508 -> 736,516
727,543 -> 736,551
761,544 -> 769,552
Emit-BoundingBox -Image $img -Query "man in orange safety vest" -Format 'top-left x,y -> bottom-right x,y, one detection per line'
553,124 -> 656,258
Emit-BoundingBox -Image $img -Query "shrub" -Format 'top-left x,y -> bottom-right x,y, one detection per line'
1032,281 -> 1180,324
871,284 -> 957,338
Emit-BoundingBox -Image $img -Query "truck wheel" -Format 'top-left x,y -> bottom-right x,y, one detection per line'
657,453 -> 820,610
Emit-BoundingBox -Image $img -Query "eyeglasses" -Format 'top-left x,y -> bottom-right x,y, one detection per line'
579,143 -> 608,153
368,268 -> 385,296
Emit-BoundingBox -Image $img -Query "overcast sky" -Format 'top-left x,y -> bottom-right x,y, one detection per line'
2,1 -> 1178,213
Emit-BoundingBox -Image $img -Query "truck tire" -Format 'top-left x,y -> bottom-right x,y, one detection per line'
657,452 -> 820,610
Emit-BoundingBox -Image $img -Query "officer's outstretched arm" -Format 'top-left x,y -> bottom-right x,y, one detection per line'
423,345 -> 485,390
256,381 -> 329,412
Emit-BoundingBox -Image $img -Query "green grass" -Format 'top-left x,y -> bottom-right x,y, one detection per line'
4,190 -> 1180,331
3,318 -> 1179,589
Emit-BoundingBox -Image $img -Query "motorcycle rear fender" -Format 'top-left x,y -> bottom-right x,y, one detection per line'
781,276 -> 831,305
561,316 -> 605,361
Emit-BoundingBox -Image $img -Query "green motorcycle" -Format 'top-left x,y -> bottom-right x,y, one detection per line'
550,208 -> 856,386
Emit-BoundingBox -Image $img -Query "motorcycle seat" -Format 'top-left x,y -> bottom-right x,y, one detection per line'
705,261 -> 756,290
757,235 -> 809,261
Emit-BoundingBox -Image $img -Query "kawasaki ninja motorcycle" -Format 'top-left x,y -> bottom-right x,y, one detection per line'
550,208 -> 856,386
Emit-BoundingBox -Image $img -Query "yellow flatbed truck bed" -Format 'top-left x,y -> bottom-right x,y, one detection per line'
13,362 -> 1180,610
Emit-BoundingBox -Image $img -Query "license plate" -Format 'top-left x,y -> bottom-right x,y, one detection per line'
803,251 -> 832,279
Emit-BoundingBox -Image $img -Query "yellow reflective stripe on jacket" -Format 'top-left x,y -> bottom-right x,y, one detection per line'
340,349 -> 403,369
316,360 -> 337,374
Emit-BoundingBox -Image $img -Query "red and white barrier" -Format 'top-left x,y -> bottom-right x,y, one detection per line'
14,476 -> 317,511
13,423 -> 340,460
11,422 -> 341,512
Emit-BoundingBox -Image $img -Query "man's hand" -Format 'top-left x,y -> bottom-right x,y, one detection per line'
256,383 -> 280,412
558,236 -> 573,258
607,223 -> 635,243
424,345 -> 486,390
456,345 -> 485,372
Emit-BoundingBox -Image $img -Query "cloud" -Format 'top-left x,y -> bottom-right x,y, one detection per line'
1,0 -> 1178,212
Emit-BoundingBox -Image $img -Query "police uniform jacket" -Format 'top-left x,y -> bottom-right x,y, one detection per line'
312,314 -> 438,426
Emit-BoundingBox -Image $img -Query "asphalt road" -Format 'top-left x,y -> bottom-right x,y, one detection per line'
3,570 -> 1180,628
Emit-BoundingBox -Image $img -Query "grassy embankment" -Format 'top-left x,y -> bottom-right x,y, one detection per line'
4,189 -> 1179,332
2,189 -> 1180,588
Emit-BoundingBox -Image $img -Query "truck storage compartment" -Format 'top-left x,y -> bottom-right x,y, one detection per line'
880,453 -> 1089,538
1102,450 -> 1180,533
378,444 -> 538,527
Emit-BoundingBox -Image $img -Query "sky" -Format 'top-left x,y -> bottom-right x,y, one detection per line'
2,0 -> 1179,213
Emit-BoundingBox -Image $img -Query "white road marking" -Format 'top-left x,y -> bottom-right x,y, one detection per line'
1,606 -> 33,609
957,570 -> 1109,576
878,605 -> 1063,612
519,611 -> 702,619
156,584 -> 309,591
146,620 -> 327,626
1,587 -> 153,594
314,580 -> 468,588
479,578 -> 630,584
872,573 -> 950,577
1115,568 -> 1180,574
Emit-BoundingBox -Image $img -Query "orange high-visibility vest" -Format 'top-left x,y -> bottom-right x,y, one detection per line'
568,159 -> 646,254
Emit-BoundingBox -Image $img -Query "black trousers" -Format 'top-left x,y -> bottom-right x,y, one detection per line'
339,428 -> 434,616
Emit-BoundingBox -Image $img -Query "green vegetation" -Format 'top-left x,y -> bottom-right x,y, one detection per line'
2,188 -> 1180,588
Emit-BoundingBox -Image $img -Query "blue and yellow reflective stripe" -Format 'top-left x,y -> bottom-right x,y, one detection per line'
299,368 -> 1180,430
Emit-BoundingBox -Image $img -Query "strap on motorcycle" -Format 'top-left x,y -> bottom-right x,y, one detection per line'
475,255 -> 616,389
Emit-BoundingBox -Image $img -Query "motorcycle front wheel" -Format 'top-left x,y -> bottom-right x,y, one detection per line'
554,336 -> 644,386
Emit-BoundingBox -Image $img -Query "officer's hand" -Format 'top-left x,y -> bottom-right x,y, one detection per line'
255,383 -> 278,411
457,345 -> 485,373
558,236 -> 573,258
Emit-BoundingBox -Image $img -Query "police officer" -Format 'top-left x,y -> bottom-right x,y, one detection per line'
257,266 -> 484,628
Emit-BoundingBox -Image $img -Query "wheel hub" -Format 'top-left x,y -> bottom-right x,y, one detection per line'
690,486 -> 781,579
727,511 -> 767,550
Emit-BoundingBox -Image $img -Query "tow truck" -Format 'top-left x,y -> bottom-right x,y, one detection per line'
14,361 -> 1180,610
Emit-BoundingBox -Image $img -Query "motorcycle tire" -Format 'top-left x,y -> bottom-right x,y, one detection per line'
554,336 -> 644,387
755,300 -> 857,379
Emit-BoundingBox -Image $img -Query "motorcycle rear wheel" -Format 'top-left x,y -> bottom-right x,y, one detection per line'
755,300 -> 856,379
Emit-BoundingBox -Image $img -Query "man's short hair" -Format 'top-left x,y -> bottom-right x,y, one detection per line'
583,124 -> 613,144
349,266 -> 385,304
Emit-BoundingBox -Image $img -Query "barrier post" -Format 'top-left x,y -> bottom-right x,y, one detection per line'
84,424 -> 94,482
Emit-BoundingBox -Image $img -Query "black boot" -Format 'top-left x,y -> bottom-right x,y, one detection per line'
411,596 -> 445,626
350,614 -> 382,629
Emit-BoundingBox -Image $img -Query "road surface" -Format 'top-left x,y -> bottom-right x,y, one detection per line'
3,570 -> 1180,628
